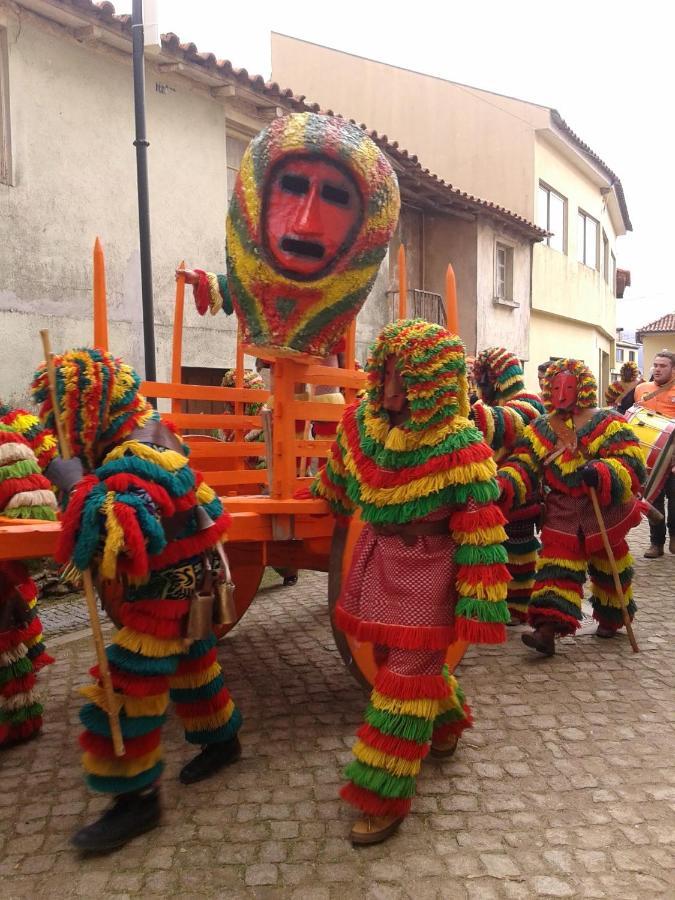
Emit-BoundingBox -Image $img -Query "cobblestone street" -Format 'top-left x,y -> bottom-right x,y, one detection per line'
1,520 -> 674,899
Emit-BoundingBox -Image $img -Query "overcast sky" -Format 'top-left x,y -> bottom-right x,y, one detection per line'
118,0 -> 672,337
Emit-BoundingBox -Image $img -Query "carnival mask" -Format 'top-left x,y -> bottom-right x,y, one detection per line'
383,355 -> 409,425
263,156 -> 363,279
550,372 -> 578,411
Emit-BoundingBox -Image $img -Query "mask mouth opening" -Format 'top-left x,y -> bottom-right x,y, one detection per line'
280,237 -> 325,260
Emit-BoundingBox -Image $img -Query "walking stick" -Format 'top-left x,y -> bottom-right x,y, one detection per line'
588,486 -> 639,653
40,330 -> 126,755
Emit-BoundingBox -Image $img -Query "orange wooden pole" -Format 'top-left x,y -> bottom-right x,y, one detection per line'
445,263 -> 459,336
171,261 -> 185,415
397,244 -> 407,319
93,237 -> 109,351
345,319 -> 356,370
234,322 -> 245,445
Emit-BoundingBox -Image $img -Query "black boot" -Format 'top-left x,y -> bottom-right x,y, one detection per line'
179,736 -> 241,785
71,787 -> 161,853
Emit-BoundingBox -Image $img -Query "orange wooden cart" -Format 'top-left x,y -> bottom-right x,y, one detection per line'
0,240 -> 468,686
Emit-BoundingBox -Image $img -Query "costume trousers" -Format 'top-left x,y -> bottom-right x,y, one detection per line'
341,648 -> 472,818
529,532 -> 635,635
0,561 -> 53,746
79,560 -> 241,795
649,473 -> 675,546
503,515 -> 540,622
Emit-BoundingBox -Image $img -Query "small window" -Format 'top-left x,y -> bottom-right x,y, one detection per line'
495,242 -> 514,302
537,183 -> 567,253
0,28 -> 11,185
610,251 -> 617,295
628,350 -> 635,362
616,348 -> 624,364
226,132 -> 251,202
578,210 -> 599,269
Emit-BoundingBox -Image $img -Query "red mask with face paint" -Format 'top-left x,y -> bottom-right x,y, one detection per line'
383,355 -> 409,425
550,372 -> 578,412
263,155 -> 363,279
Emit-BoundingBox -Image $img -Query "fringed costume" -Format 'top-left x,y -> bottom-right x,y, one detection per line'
604,360 -> 641,413
471,348 -> 546,621
0,414 -> 58,747
312,320 -> 510,839
32,349 -> 241,850
497,359 -> 645,649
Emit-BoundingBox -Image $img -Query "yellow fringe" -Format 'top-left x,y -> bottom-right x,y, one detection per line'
451,525 -> 508,546
536,555 -> 587,573
370,691 -> 440,720
24,630 -> 44,650
591,583 -> 633,607
100,492 -> 126,580
587,419 -> 626,456
196,482 -> 217,505
531,586 -> 582,608
168,661 -> 221,691
114,627 -> 186,659
500,466 -> 527,504
508,550 -> 538,565
352,740 -> 422,777
604,458 -> 632,501
82,745 -> 163,778
79,683 -> 169,718
456,580 -> 508,602
105,441 -> 188,473
180,697 -> 235,733
206,272 -> 223,315
588,552 -> 632,575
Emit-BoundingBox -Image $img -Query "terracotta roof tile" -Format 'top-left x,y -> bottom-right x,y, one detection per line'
637,313 -> 675,337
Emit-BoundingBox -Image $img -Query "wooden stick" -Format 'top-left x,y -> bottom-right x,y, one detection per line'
397,244 -> 407,319
39,329 -> 126,755
588,486 -> 639,653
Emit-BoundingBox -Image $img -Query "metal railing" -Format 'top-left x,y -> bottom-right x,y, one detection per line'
387,289 -> 446,326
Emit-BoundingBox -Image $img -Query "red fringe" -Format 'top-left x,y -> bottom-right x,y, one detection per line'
55,475 -> 100,563
92,665 -> 170,697
456,563 -> 512,586
149,513 -> 231,569
340,782 -> 412,818
508,501 -> 542,522
0,473 -> 53,509
173,685 -> 231,718
432,704 -> 474,742
584,502 -> 641,554
194,270 -> 210,316
1,717 -> 42,744
1,673 -> 37,698
173,647 -> 217,675
30,651 -> 54,671
292,486 -> 314,500
112,500 -> 149,578
527,606 -> 579,633
450,503 -> 507,532
535,577 -> 584,595
119,610 -> 185,639
356,724 -> 430,760
539,528 -> 583,555
0,617 -> 42,652
334,606 -> 456,652
121,598 -> 191,620
454,617 -> 506,645
104,473 -> 175,517
79,728 -> 161,760
374,666 -> 450,701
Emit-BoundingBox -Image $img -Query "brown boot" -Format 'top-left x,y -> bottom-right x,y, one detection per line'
669,536 -> 675,555
350,814 -> 405,846
430,734 -> 459,759
644,544 -> 664,559
522,623 -> 556,656
595,624 -> 618,639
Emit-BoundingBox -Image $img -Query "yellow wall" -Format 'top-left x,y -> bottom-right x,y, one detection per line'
641,335 -> 675,375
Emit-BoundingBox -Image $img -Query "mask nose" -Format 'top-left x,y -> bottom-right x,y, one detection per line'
293,184 -> 323,236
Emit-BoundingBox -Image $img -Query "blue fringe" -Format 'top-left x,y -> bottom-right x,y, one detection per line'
86,761 -> 164,795
80,703 -> 167,738
170,673 -> 224,704
107,644 -> 181,675
184,708 -> 242,746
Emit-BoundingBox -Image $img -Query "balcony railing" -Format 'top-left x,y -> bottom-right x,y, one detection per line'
387,289 -> 446,326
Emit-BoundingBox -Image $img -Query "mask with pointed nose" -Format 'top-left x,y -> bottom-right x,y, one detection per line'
550,372 -> 578,411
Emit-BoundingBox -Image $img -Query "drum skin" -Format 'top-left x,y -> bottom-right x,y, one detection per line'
329,511 -> 469,689
625,406 -> 675,500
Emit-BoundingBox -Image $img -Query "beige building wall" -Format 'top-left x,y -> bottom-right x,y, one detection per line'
272,33 -> 547,224
641,335 -> 675,374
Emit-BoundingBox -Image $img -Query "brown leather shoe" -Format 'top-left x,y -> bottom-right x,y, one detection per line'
595,624 -> 618,639
644,544 -> 664,558
669,536 -> 675,555
430,734 -> 459,759
350,814 -> 405,845
522,624 -> 556,656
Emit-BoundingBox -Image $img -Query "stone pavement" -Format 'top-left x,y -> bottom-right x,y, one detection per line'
1,521 -> 674,899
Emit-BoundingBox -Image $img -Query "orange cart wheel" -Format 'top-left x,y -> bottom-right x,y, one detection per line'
214,544 -> 264,641
328,512 -> 469,689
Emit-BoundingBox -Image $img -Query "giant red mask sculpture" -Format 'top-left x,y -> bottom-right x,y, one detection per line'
550,372 -> 578,412
263,156 -> 363,280
226,113 -> 400,358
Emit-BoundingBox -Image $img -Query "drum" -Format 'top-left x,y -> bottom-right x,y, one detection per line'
625,406 -> 675,501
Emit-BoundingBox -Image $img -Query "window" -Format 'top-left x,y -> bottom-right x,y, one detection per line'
226,132 -> 251,202
628,350 -> 636,362
537,183 -> 567,252
602,231 -> 609,283
495,242 -> 514,302
578,210 -> 599,269
610,251 -> 617,294
616,348 -> 624,364
0,28 -> 11,185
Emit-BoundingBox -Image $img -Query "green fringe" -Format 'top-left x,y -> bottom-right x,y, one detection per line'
0,458 -> 39,484
355,480 -> 499,526
434,706 -> 465,727
0,656 -> 33,687
0,702 -> 43,725
364,705 -> 434,744
455,597 -> 511,624
454,544 -> 508,565
344,759 -> 417,799
504,536 -> 540,555
529,594 -> 582,620
3,505 -> 57,521
536,562 -> 586,583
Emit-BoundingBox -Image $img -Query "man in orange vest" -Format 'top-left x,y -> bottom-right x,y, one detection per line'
635,350 -> 675,558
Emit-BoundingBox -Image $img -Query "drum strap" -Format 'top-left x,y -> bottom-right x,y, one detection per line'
639,377 -> 675,404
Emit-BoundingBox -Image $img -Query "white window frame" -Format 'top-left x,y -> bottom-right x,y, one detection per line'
578,209 -> 599,270
0,27 -> 12,186
225,128 -> 253,202
538,181 -> 567,253
610,251 -> 617,295
602,230 -> 609,283
493,241 -> 518,307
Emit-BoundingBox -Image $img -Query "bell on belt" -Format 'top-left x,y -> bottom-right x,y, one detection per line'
225,112 -> 400,359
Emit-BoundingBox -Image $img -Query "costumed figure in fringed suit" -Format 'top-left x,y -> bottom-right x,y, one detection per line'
312,320 -> 511,845
604,360 -> 642,414
32,350 -> 241,852
0,406 -> 58,746
471,349 -> 545,623
497,359 -> 645,657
